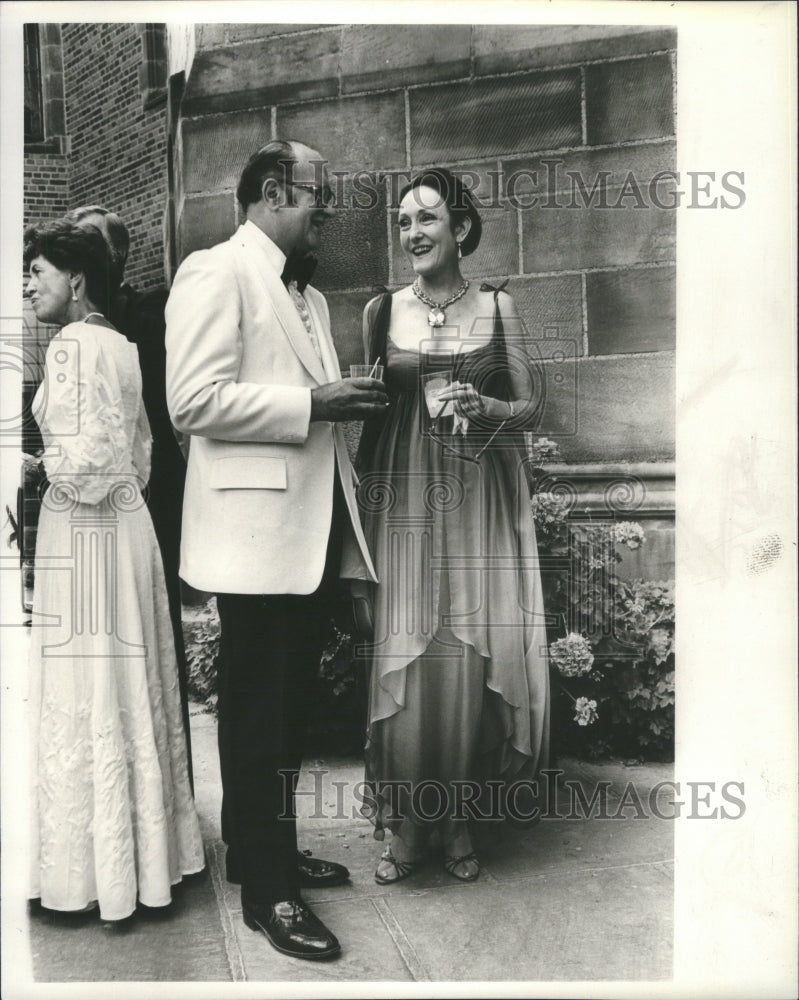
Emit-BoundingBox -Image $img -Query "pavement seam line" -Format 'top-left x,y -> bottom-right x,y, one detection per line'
208,841 -> 247,982
371,896 -> 430,982
488,856 -> 675,884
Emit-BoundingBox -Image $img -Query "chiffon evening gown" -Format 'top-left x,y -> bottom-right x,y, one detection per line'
358,290 -> 550,841
28,320 -> 204,920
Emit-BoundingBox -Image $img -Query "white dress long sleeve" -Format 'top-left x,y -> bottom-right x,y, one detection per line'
28,321 -> 204,920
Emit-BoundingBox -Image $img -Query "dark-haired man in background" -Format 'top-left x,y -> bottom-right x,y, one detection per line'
164,141 -> 387,960
68,205 -> 193,786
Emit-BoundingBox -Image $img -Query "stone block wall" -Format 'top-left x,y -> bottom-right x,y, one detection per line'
173,23 -> 676,476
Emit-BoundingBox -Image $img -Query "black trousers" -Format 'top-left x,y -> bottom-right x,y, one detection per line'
215,480 -> 346,904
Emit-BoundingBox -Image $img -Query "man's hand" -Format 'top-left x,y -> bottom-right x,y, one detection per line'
310,378 -> 389,422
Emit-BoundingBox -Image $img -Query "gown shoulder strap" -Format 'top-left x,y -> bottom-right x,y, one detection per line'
477,280 -> 512,401
366,288 -> 392,366
355,290 -> 392,475
479,279 -> 510,335
479,279 -> 509,296
478,279 -> 510,346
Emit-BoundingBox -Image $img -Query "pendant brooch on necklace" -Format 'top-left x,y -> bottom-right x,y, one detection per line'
412,278 -> 469,328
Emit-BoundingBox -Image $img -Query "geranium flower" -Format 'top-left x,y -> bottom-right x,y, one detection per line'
550,633 -> 595,677
574,697 -> 599,726
613,521 -> 645,550
530,492 -> 571,525
530,437 -> 562,463
647,627 -> 673,664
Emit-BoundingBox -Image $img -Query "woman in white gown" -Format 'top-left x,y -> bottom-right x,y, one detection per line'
25,219 -> 204,922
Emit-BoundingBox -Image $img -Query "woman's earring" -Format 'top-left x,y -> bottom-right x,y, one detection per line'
71,287 -> 78,302
457,241 -> 463,259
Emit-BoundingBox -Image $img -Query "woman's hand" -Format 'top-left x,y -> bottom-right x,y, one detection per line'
437,382 -> 509,421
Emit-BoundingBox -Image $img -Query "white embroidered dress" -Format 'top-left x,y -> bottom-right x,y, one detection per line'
28,321 -> 204,920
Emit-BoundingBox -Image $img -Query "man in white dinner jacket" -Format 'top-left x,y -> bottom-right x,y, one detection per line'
165,140 -> 386,961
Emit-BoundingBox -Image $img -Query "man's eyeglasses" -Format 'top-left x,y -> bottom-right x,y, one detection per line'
283,181 -> 335,208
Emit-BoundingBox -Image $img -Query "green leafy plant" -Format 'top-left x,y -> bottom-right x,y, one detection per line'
309,617 -> 366,754
600,579 -> 675,755
182,601 -> 220,715
532,475 -> 675,761
318,621 -> 356,696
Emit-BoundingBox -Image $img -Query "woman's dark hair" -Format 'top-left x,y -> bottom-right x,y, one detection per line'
24,219 -> 116,314
399,168 -> 483,256
236,139 -> 299,213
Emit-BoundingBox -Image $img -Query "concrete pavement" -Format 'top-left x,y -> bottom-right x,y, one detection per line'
26,704 -> 674,986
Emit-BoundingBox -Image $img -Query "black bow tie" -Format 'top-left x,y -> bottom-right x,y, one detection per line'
281,251 -> 317,293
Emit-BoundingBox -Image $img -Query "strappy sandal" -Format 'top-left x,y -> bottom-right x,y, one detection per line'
443,851 -> 481,882
374,845 -> 416,885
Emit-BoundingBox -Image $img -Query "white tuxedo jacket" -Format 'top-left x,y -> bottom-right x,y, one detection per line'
165,221 -> 377,595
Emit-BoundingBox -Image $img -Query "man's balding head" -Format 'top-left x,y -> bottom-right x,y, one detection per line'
237,139 -> 334,257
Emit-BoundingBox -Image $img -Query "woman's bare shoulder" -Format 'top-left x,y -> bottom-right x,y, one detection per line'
364,285 -> 410,318
496,288 -> 519,318
476,284 -> 519,318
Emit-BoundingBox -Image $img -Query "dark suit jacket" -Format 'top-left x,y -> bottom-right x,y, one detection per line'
112,284 -> 187,567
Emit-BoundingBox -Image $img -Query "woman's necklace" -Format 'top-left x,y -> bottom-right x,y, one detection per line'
412,277 -> 469,328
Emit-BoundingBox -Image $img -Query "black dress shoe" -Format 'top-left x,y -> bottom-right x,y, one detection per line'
296,851 -> 350,888
226,850 -> 349,888
242,898 -> 341,961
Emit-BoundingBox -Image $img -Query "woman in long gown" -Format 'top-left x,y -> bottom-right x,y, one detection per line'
25,219 -> 204,922
356,169 -> 550,883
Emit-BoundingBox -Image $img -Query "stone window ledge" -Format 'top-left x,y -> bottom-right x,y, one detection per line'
24,135 -> 70,155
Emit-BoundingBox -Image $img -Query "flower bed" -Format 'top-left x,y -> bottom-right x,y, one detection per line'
532,467 -> 674,761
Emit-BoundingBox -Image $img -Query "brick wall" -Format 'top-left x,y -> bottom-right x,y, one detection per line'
23,23 -> 169,293
23,153 -> 69,224
174,23 -> 676,472
60,23 -> 168,292
23,22 -> 69,235
21,24 -> 171,591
